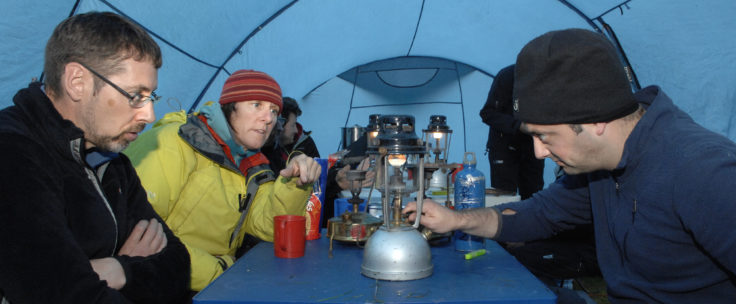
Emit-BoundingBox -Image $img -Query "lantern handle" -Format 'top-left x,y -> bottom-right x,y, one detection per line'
413,156 -> 425,229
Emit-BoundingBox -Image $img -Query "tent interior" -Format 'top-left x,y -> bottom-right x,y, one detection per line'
2,0 -> 735,188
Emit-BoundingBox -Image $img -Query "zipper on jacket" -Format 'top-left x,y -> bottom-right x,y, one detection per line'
70,139 -> 119,255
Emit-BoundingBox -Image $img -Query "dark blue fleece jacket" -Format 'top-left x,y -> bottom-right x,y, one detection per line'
494,86 -> 736,303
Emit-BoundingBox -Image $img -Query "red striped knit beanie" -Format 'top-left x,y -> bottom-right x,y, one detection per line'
219,70 -> 283,114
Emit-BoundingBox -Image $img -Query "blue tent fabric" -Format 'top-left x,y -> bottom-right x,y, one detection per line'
2,0 -> 735,187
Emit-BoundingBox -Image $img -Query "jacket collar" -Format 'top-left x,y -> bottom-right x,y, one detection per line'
179,113 -> 239,173
198,101 -> 259,163
617,85 -> 675,171
12,82 -> 86,163
287,122 -> 312,150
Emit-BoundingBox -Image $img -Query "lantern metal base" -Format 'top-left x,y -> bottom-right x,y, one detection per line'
361,225 -> 433,281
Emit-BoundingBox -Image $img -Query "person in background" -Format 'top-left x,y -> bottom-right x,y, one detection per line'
263,97 -> 320,173
321,115 -> 379,227
124,70 -> 321,291
480,64 -> 544,200
281,97 -> 320,158
261,112 -> 285,171
404,28 -> 736,303
0,12 -> 190,303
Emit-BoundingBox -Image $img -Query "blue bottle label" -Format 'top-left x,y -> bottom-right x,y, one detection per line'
454,173 -> 485,204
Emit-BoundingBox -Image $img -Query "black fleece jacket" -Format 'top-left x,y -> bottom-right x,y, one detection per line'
0,83 -> 190,303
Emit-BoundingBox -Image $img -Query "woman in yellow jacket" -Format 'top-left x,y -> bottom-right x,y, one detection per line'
124,70 -> 321,291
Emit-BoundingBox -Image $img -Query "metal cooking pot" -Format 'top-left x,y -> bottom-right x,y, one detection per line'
341,125 -> 365,150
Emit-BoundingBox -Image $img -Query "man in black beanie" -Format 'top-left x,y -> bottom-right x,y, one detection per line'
404,28 -> 736,303
482,64 -> 600,301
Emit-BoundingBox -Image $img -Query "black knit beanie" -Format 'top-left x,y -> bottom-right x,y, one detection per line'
513,28 -> 638,124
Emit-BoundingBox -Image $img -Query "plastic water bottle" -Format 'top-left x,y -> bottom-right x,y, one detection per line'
453,152 -> 486,251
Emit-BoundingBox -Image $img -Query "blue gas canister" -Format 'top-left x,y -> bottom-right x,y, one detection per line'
453,152 -> 486,251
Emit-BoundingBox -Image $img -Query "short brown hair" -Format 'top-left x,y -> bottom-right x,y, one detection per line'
221,102 -> 236,129
44,12 -> 162,95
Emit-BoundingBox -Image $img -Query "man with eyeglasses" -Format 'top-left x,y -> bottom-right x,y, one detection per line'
0,12 -> 190,303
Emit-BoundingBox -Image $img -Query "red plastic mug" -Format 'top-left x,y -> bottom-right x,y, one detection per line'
273,215 -> 306,258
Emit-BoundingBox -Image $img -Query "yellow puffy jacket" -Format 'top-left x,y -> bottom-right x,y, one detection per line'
124,110 -> 311,291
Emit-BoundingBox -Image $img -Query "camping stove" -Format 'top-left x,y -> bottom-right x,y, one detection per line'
327,169 -> 381,247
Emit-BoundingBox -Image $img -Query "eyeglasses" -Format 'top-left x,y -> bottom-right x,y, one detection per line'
79,62 -> 160,108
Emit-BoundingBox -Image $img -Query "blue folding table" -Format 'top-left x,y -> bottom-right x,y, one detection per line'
194,232 -> 556,303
